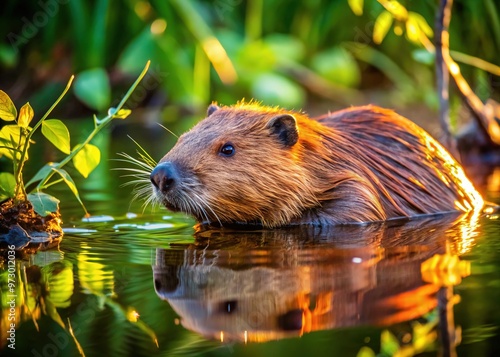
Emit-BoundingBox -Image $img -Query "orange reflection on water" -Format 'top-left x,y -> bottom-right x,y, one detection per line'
153,211 -> 482,344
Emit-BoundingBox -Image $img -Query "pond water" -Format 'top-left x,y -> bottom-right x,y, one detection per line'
1,120 -> 500,357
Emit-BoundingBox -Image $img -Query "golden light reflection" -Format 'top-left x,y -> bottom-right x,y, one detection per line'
484,206 -> 495,215
220,331 -> 224,343
408,176 -> 425,189
463,199 -> 472,211
454,200 -> 466,212
449,62 -> 461,75
456,210 -> 481,255
421,254 -> 471,286
488,120 -> 500,144
487,167 -> 500,193
423,135 -> 484,212
378,0 -> 408,21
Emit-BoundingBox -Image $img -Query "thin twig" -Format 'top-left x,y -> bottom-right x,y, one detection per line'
437,0 -> 500,147
435,0 -> 453,151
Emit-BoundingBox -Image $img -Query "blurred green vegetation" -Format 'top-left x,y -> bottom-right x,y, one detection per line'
0,0 -> 499,123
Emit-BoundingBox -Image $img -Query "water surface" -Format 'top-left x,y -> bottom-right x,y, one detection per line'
1,122 -> 500,357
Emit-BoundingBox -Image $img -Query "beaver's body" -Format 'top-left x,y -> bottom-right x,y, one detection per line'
150,103 -> 483,227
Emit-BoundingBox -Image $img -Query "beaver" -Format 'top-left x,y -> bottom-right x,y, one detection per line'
150,102 -> 484,227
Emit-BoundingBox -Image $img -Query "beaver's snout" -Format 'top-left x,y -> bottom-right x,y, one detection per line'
150,162 -> 179,193
278,309 -> 304,331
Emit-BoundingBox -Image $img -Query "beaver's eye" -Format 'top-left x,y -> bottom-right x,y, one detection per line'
219,143 -> 235,157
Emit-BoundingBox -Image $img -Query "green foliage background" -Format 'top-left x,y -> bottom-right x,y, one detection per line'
1,0 -> 499,118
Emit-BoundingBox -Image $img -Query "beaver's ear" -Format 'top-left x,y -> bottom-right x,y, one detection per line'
207,103 -> 220,116
266,114 -> 298,147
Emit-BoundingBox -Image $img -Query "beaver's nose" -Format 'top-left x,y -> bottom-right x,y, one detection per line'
150,162 -> 178,193
278,309 -> 303,331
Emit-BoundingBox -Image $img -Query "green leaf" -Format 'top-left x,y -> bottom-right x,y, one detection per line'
72,144 -> 101,178
43,292 -> 66,328
237,41 -> 276,75
27,192 -> 60,217
373,11 -> 394,44
251,73 -> 305,109
411,12 -> 433,37
117,29 -> 156,74
412,49 -> 435,65
41,119 -> 71,154
0,124 -> 21,141
311,47 -> 361,87
26,163 -> 56,187
348,0 -> 363,16
356,347 -> 376,357
0,44 -> 18,68
18,102 -> 34,128
0,144 -> 22,161
264,34 -> 305,63
51,167 -> 78,196
0,90 -> 17,121
405,16 -> 421,44
381,330 -> 400,355
49,167 -> 87,214
73,68 -> 111,111
0,125 -> 23,160
0,172 -> 16,201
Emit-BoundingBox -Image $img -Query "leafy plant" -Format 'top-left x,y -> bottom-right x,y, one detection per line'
0,61 -> 150,217
347,0 -> 500,79
357,311 -> 439,357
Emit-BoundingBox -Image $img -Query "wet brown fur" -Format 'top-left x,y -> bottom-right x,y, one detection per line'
154,102 -> 483,227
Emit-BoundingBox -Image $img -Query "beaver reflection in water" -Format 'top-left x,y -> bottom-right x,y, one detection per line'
150,103 -> 483,227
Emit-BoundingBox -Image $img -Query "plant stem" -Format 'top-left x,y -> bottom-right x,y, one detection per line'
114,60 -> 151,115
245,0 -> 263,42
14,76 -> 75,201
170,0 -> 236,85
435,0 -> 452,148
36,61 -> 151,190
437,0 -> 500,147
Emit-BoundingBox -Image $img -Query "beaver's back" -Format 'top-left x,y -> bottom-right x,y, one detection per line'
312,106 -> 483,221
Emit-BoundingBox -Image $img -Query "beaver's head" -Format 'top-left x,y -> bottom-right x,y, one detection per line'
150,103 -> 319,227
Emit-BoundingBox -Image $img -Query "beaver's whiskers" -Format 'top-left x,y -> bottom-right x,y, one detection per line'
172,186 -> 222,226
114,146 -> 158,211
191,192 -> 222,226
